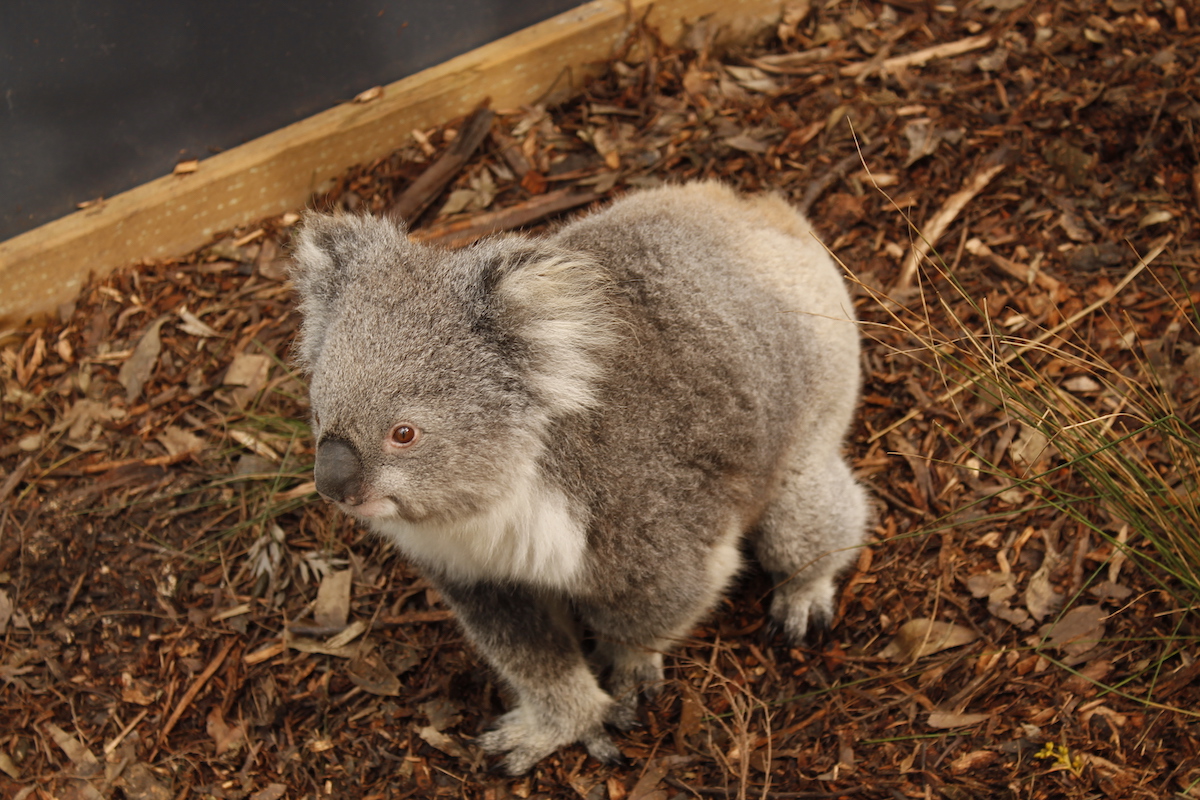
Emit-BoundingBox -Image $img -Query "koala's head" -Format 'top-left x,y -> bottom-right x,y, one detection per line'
288,213 -> 615,525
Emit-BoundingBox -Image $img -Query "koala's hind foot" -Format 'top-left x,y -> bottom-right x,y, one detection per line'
478,673 -> 624,774
592,640 -> 666,730
755,451 -> 867,644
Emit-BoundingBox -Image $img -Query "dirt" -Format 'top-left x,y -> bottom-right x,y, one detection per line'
2,1 -> 1200,798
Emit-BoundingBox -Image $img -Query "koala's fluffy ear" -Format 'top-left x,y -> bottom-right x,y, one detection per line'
288,212 -> 405,369
486,240 -> 619,416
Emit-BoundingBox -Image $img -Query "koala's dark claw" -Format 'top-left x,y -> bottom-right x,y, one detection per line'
604,701 -> 640,732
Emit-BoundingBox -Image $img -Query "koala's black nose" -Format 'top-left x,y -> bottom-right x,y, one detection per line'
314,437 -> 365,504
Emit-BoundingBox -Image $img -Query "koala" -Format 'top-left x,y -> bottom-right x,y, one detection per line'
289,181 -> 867,774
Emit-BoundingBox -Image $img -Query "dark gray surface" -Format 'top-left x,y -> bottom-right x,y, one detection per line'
1,0 -> 585,241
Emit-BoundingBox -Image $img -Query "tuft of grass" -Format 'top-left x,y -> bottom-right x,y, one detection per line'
849,226 -> 1199,614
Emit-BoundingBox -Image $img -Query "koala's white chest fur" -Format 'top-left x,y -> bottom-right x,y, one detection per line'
368,472 -> 589,589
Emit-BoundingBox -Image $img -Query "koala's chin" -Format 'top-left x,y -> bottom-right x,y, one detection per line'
335,496 -> 400,522
290,180 -> 869,774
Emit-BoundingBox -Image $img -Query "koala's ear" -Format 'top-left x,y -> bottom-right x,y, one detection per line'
486,240 -> 619,415
288,212 -> 405,368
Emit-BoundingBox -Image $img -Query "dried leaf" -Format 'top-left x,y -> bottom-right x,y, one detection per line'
438,188 -> 480,217
0,589 -> 11,633
419,697 -> 464,732
1063,375 -> 1102,393
903,118 -> 941,167
206,707 -> 245,755
118,317 -> 167,402
155,425 -> 204,457
1010,423 -> 1053,470
1039,605 -> 1107,657
46,723 -> 101,777
249,785 -> 287,800
1024,540 -> 1062,622
1138,209 -> 1174,228
313,569 -> 352,629
879,618 -> 979,660
723,64 -> 778,93
724,133 -> 771,154
928,711 -> 991,729
50,399 -> 123,441
416,726 -> 468,758
230,430 -> 280,462
224,353 -> 272,388
949,749 -> 1001,773
0,750 -> 19,779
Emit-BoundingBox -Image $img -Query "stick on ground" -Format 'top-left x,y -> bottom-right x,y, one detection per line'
894,148 -> 1009,291
388,104 -> 496,225
408,188 -> 603,248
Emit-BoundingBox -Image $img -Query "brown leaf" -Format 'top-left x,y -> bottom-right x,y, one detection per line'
927,711 -> 991,729
313,569 -> 352,629
206,707 -> 244,755
155,425 -> 204,458
419,697 -> 463,732
1024,538 -> 1062,622
46,723 -> 101,777
416,726 -> 468,758
347,649 -> 403,696
949,749 -> 1001,774
118,317 -> 167,402
0,590 -> 11,633
249,786 -> 287,800
224,353 -> 272,389
1039,605 -> 1107,657
903,118 -> 941,167
879,619 -> 979,660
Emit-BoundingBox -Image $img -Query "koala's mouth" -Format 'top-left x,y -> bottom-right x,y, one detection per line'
338,495 -> 426,524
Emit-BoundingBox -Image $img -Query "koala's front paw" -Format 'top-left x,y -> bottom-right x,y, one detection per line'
770,576 -> 836,644
479,706 -> 623,774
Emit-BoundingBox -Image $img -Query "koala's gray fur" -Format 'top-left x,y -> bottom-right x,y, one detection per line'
289,181 -> 867,774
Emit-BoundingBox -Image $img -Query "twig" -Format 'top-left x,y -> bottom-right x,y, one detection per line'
797,140 -> 885,216
895,148 -> 1009,291
0,455 -> 32,503
104,707 -> 152,756
965,238 -> 1062,292
868,235 -> 1173,443
408,188 -> 603,248
155,637 -> 236,751
387,104 -> 496,224
840,34 -> 993,77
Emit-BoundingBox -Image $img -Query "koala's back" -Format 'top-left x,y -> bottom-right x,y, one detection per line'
545,182 -> 859,593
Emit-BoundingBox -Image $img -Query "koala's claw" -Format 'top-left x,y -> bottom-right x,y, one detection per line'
604,700 -> 640,731
478,708 -> 620,775
582,729 -> 625,766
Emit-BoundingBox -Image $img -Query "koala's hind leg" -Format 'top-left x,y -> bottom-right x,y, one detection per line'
588,530 -> 743,727
755,451 -> 867,643
433,579 -> 621,774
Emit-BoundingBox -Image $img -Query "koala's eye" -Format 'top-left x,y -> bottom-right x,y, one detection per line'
388,423 -> 421,449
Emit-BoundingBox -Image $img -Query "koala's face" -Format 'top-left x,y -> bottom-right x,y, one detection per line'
306,314 -> 540,524
291,216 -> 545,526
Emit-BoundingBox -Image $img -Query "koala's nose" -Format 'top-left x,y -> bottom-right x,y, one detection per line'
314,437 -> 365,505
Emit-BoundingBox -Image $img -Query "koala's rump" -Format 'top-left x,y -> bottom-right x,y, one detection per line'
547,183 -> 859,592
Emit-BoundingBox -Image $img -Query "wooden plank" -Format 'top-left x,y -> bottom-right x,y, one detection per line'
0,0 -> 782,325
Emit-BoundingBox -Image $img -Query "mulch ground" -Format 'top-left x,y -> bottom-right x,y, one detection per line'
3,1 -> 1200,798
